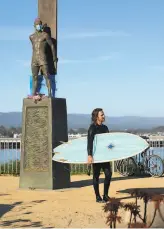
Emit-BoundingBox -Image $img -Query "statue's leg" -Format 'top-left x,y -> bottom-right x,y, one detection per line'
41,65 -> 51,97
32,65 -> 40,95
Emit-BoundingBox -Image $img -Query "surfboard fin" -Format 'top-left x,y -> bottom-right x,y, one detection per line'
59,159 -> 68,162
59,141 -> 71,144
54,152 -> 60,154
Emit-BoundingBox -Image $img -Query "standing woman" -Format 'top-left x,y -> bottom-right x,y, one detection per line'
87,108 -> 112,203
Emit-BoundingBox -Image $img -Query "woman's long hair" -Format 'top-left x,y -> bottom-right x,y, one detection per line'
91,108 -> 103,123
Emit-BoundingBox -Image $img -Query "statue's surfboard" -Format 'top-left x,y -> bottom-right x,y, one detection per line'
29,75 -> 56,97
52,132 -> 149,164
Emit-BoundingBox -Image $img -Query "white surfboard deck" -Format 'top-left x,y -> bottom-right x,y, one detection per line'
52,132 -> 149,164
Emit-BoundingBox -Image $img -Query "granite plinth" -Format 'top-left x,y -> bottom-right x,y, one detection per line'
19,97 -> 70,190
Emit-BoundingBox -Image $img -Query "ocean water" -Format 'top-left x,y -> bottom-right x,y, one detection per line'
0,149 -> 20,163
0,147 -> 164,164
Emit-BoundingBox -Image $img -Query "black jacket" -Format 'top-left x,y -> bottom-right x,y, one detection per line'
87,123 -> 109,156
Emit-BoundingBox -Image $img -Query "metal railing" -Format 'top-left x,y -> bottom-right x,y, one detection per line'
0,138 -> 164,176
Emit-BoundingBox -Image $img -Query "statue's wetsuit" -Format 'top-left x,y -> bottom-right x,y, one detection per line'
87,123 -> 112,201
29,31 -> 56,96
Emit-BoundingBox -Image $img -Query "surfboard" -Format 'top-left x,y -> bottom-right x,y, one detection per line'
52,132 -> 150,164
29,75 -> 56,97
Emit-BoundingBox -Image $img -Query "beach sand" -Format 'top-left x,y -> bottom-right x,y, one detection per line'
0,174 -> 164,228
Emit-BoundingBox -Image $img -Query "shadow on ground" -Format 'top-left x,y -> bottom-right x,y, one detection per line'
115,187 -> 164,227
116,187 -> 164,200
0,200 -> 46,227
1,219 -> 42,227
0,202 -> 22,218
0,194 -> 10,197
70,175 -> 149,188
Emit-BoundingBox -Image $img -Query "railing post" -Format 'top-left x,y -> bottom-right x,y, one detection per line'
112,161 -> 115,174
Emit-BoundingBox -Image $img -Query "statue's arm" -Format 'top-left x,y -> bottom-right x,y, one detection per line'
29,35 -> 33,43
45,34 -> 56,61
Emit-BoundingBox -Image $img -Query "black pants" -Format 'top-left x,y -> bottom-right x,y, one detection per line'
92,162 -> 112,197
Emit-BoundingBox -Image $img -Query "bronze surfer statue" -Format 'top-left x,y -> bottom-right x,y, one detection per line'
29,18 -> 57,97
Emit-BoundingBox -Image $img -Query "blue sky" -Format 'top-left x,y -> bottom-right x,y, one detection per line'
0,0 -> 164,116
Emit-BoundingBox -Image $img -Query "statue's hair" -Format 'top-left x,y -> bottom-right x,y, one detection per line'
91,108 -> 103,123
34,17 -> 42,25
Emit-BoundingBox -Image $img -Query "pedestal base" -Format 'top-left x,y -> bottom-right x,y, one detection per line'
19,97 -> 70,190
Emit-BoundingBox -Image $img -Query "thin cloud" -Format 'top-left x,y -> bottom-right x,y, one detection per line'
150,65 -> 164,71
16,60 -> 31,66
59,55 -> 117,64
0,26 -> 32,41
60,30 -> 131,39
16,54 -> 119,67
0,26 -> 130,41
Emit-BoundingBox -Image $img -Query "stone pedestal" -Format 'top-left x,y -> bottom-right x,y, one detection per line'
19,97 -> 70,190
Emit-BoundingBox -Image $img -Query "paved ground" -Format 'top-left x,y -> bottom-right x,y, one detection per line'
0,174 -> 164,228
